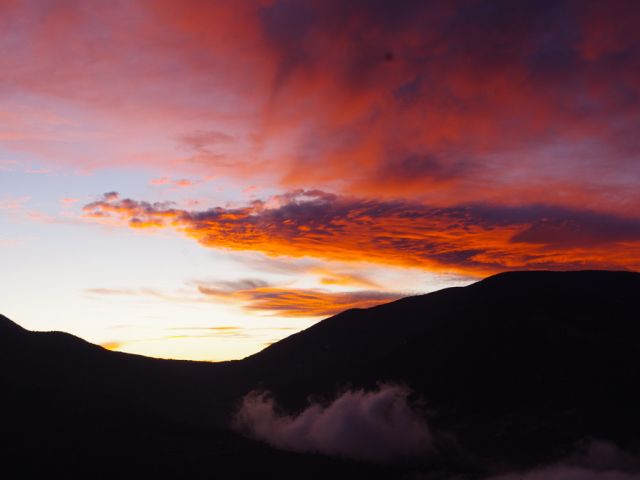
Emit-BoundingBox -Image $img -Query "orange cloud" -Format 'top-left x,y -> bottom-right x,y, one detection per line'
100,341 -> 123,351
84,276 -> 401,318
197,283 -> 402,318
83,190 -> 640,275
312,269 -> 380,289
174,179 -> 193,187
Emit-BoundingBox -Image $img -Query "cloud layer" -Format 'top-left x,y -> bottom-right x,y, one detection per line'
234,384 -> 432,463
84,190 -> 640,274
1,0 -> 639,215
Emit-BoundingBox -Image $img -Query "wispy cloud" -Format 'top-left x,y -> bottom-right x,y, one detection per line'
150,177 -> 197,188
311,268 -> 380,289
198,281 -> 401,318
0,196 -> 31,212
85,279 -> 399,318
85,286 -> 207,304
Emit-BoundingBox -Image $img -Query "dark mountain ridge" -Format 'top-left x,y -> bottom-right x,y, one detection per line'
234,270 -> 640,463
1,270 -> 639,477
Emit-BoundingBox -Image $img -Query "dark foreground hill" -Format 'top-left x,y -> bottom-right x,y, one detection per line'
1,270 -> 639,478
0,316 -> 390,478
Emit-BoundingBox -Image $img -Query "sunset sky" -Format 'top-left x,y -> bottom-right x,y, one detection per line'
1,0 -> 639,360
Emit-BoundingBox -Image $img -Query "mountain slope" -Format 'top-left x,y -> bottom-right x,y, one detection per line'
235,271 -> 640,464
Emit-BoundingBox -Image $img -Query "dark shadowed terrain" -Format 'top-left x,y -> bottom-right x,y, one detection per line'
1,270 -> 639,478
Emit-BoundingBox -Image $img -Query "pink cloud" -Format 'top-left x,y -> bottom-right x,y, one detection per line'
174,179 -> 193,188
0,1 -> 636,220
150,177 -> 171,186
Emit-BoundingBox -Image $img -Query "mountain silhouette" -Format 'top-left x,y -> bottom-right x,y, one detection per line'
0,316 -> 390,478
1,271 -> 639,477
